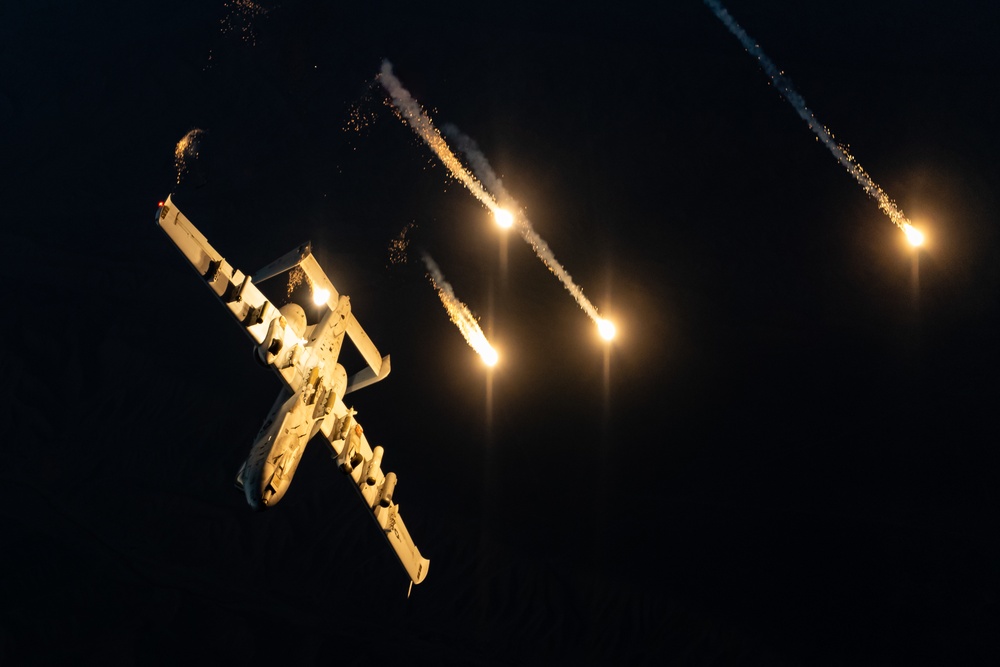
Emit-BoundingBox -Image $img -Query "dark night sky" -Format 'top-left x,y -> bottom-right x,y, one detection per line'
3,1 -> 1000,664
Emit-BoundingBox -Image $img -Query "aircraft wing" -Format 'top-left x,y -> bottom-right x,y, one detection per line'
156,195 -> 279,348
318,405 -> 430,585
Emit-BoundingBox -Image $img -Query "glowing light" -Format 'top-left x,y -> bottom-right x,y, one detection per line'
422,252 -> 498,367
703,0 -> 919,239
441,122 -> 608,326
312,287 -> 330,306
174,128 -> 205,185
377,62 -> 613,331
597,319 -> 616,341
494,209 -> 514,228
482,347 -> 499,367
903,224 -> 925,247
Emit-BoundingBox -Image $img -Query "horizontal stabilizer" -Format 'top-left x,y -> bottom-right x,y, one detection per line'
345,355 -> 391,395
252,241 -> 321,286
298,253 -> 340,311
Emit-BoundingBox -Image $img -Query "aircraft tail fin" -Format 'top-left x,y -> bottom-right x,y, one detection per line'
252,242 -> 385,381
345,313 -> 384,379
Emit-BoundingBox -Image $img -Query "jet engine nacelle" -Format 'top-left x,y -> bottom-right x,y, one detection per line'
279,303 -> 308,337
326,364 -> 348,410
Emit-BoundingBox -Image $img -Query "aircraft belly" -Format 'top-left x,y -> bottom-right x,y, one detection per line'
243,389 -> 317,509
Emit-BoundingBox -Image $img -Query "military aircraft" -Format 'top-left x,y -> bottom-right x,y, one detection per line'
155,195 -> 429,586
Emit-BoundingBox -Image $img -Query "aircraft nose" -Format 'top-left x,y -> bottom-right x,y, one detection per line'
253,462 -> 290,509
247,484 -> 278,511
244,461 -> 275,511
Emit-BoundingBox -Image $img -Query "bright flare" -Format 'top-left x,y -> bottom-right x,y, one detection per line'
903,224 -> 925,247
422,252 -> 499,367
312,287 -> 330,306
494,209 -> 514,228
703,0 -> 919,239
377,62 -> 612,332
597,319 -> 616,341
444,122 -> 612,329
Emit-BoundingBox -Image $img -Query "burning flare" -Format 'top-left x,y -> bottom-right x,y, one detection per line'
494,208 -> 514,228
703,0 -> 924,242
312,287 -> 331,306
422,252 -> 498,366
597,319 -> 616,341
378,61 -> 612,333
902,223 -> 924,247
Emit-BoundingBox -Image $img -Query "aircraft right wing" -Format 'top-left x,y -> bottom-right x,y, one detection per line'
318,402 -> 430,585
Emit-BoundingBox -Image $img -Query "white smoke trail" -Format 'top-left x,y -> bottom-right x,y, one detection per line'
377,61 -> 501,214
442,124 -> 602,323
378,60 -> 605,324
440,125 -> 515,206
703,0 -> 917,236
422,252 -> 498,366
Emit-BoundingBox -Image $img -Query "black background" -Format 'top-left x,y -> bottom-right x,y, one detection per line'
3,1 -> 999,664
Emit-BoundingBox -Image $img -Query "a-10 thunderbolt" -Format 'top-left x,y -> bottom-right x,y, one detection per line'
155,195 -> 429,586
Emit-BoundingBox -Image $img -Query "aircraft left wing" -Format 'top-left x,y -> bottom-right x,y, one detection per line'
156,196 -> 278,347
